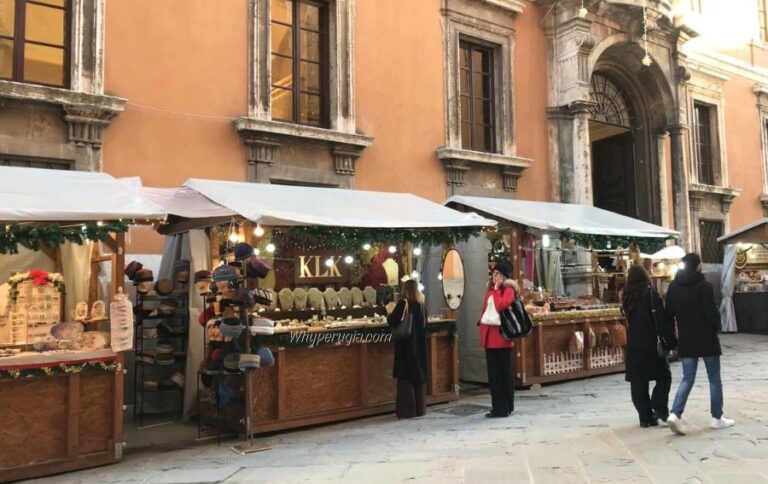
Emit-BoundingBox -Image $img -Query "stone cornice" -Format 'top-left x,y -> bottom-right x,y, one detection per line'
475,0 -> 525,15
0,80 -> 126,113
436,147 -> 532,192
234,117 -> 373,149
689,184 -> 742,214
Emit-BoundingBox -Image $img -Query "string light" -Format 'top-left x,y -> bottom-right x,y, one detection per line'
344,255 -> 354,264
542,234 -> 551,248
253,248 -> 261,256
410,270 -> 419,280
388,245 -> 397,254
96,221 -> 104,227
228,231 -> 239,243
642,7 -> 652,66
325,258 -> 334,268
418,283 -> 425,292
266,243 -> 276,253
254,224 -> 265,237
362,243 -> 371,251
413,247 -> 422,256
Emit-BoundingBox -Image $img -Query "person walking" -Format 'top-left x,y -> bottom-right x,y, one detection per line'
622,266 -> 677,427
665,252 -> 735,435
386,279 -> 428,419
478,260 -> 518,418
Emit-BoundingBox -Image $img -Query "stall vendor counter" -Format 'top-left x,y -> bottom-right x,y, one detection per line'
201,320 -> 458,435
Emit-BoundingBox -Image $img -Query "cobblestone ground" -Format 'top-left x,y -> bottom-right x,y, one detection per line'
26,334 -> 768,484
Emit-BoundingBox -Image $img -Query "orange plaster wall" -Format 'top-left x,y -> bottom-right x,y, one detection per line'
724,75 -> 765,229
101,0 -> 248,187
513,1 -> 550,202
353,0 -> 446,202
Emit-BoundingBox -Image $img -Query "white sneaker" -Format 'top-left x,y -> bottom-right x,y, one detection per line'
667,413 -> 686,435
711,417 -> 735,429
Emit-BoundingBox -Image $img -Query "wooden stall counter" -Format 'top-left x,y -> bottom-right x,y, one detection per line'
202,321 -> 458,435
515,309 -> 626,388
0,353 -> 123,483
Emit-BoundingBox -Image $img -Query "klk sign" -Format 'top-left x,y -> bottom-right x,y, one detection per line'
294,252 -> 349,284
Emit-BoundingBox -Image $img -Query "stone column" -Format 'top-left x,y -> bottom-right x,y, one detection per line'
668,124 -> 692,249
569,101 -> 594,205
656,131 -> 670,227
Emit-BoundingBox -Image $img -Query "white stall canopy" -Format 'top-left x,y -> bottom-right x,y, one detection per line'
446,195 -> 678,239
0,166 -> 166,222
157,178 -> 497,229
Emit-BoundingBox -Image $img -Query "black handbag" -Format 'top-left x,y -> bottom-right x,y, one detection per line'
649,288 -> 671,358
391,299 -> 414,341
499,296 -> 534,340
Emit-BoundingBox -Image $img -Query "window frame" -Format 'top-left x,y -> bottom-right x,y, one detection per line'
459,40 -> 497,153
0,0 -> 71,88
699,219 -> 724,264
269,0 -> 329,128
693,100 -> 719,186
760,0 -> 768,43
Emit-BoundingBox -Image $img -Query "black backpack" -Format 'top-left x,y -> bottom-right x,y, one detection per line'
499,297 -> 534,340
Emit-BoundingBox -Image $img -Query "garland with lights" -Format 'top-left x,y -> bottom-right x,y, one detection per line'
0,360 -> 120,381
275,226 -> 480,251
0,221 -> 130,255
562,232 -> 672,253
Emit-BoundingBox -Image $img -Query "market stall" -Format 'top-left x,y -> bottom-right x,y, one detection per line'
0,167 -> 166,482
718,218 -> 768,333
444,196 -> 679,387
145,180 -> 494,437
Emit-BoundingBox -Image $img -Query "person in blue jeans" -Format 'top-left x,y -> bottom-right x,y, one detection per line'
664,252 -> 735,435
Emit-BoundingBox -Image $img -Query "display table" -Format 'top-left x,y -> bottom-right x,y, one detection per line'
734,292 -> 768,332
0,354 -> 123,483
516,311 -> 626,387
202,321 -> 458,435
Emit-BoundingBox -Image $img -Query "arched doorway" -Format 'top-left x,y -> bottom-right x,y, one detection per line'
589,72 -> 638,219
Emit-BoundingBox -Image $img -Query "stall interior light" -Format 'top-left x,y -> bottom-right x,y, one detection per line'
388,245 -> 397,254
81,225 -> 87,232
344,255 -> 354,264
542,234 -> 550,248
413,247 -> 422,256
266,243 -> 276,253
418,283 -> 425,292
437,273 -> 443,281
253,224 -> 265,237
228,231 -> 239,243
96,221 -> 104,227
362,243 -> 372,251
606,240 -> 612,249
325,258 -> 334,268
410,270 -> 419,280
253,248 -> 261,256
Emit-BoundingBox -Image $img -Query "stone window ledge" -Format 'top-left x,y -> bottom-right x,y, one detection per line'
0,80 -> 126,149
476,0 -> 525,15
234,117 -> 374,176
761,194 -> 768,216
688,184 -> 741,213
437,147 -> 532,192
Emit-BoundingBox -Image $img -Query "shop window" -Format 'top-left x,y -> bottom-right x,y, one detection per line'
270,0 -> 328,127
459,40 -> 496,153
0,0 -> 69,88
693,101 -> 719,186
700,220 -> 724,264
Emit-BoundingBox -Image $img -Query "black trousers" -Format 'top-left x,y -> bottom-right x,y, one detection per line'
630,375 -> 671,423
396,379 -> 426,419
485,348 -> 515,416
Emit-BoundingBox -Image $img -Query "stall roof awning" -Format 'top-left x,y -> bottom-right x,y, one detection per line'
143,186 -> 236,219
718,218 -> 768,244
445,195 -> 678,238
177,178 -> 495,228
0,167 -> 166,222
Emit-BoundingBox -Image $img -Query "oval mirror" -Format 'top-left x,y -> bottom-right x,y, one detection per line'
441,249 -> 465,310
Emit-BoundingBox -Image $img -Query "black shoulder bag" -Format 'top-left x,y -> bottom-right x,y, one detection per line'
392,299 -> 414,342
499,291 -> 534,340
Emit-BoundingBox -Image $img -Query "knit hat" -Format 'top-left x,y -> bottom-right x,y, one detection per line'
219,316 -> 243,338
125,261 -> 143,281
234,242 -> 254,261
233,287 -> 255,307
194,270 -> 212,283
155,279 -> 174,296
493,260 -> 513,279
213,265 -> 238,282
223,352 -> 240,373
175,260 -> 190,282
134,268 -> 154,283
247,256 -> 271,279
256,347 -> 275,367
238,353 -> 261,370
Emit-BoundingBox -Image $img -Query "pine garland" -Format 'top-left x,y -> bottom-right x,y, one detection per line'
0,220 -> 130,255
276,226 -> 480,250
0,360 -> 120,381
562,232 -> 673,253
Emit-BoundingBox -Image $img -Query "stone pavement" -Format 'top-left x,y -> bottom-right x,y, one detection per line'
26,334 -> 768,484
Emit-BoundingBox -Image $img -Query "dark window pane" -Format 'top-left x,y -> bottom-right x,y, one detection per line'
299,2 -> 319,29
480,100 -> 493,125
481,50 -> 492,73
271,0 -> 293,24
300,60 -> 320,92
300,29 -> 319,61
474,126 -> 488,152
694,103 -> 714,185
459,69 -> 469,94
461,122 -> 471,148
23,43 -> 64,86
299,93 -> 321,125
483,126 -> 494,152
460,45 -> 469,69
271,23 -> 293,56
472,49 -> 483,72
271,54 -> 293,89
473,72 -> 492,99
473,100 -> 487,128
0,0 -> 14,37
460,95 -> 470,123
25,3 -> 65,46
700,220 -> 724,264
271,87 -> 294,121
0,38 -> 12,78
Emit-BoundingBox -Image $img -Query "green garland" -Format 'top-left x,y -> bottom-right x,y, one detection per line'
275,226 -> 481,250
249,320 -> 457,349
0,220 -> 130,255
0,360 -> 120,381
562,232 -> 673,253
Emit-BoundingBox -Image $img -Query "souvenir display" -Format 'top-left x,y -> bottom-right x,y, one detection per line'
293,288 -> 307,310
307,288 -> 324,310
75,301 -> 89,321
278,288 -> 294,311
90,300 -> 106,320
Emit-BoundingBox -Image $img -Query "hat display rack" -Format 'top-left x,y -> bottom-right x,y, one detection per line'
131,260 -> 191,429
196,241 -> 273,454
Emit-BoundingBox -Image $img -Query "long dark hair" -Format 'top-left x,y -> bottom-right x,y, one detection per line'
401,279 -> 421,303
622,265 -> 651,316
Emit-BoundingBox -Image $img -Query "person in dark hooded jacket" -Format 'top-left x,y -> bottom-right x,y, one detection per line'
664,253 -> 735,435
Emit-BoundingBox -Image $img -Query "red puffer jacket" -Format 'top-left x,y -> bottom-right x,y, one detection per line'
478,284 -> 516,349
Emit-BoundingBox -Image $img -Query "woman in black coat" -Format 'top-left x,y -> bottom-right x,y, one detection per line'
622,266 -> 677,427
386,279 -> 428,419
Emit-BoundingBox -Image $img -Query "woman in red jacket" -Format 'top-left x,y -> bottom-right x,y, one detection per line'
479,260 -> 518,418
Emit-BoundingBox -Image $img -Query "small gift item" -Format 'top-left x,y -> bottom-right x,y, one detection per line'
568,331 -> 585,354
610,322 -> 627,347
323,288 -> 338,310
90,300 -> 106,320
51,321 -> 84,340
194,270 -> 212,295
175,259 -> 190,283
598,326 -> 612,348
75,301 -> 89,321
293,288 -> 308,310
155,279 -> 174,296
307,288 -> 323,310
278,288 -> 294,311
337,287 -> 352,309
350,287 -> 364,307
79,331 -> 109,350
125,261 -> 143,281
363,286 -> 377,307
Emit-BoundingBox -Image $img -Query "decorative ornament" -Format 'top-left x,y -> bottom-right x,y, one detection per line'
8,271 -> 65,301
562,232 -> 671,253
641,7 -> 652,67
0,220 -> 130,255
578,0 -> 588,18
